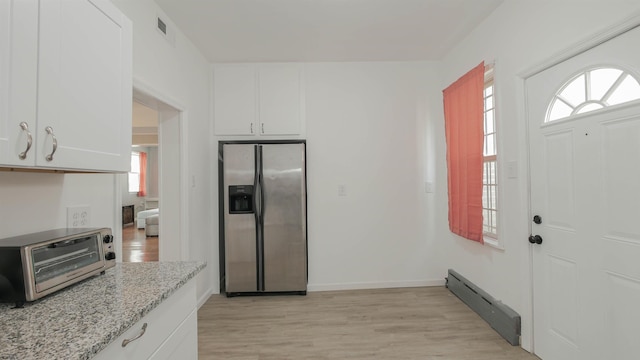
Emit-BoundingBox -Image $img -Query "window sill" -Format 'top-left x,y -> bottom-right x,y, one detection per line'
484,237 -> 504,251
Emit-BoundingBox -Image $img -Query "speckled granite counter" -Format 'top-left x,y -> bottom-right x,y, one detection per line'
0,261 -> 206,360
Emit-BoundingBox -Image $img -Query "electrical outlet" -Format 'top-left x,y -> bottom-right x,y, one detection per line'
67,206 -> 91,228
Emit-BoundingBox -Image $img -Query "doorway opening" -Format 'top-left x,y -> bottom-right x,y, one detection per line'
122,100 -> 160,262
115,83 -> 188,263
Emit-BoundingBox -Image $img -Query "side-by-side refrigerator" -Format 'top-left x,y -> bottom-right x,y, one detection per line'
219,141 -> 307,296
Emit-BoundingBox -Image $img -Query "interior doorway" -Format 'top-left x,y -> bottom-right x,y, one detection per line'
122,100 -> 160,262
115,83 -> 188,263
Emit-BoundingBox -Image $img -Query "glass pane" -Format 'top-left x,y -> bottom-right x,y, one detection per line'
560,74 -> 586,107
548,98 -> 574,121
484,85 -> 493,97
490,162 -> 497,183
490,185 -> 497,208
485,95 -> 494,110
129,173 -> 139,192
485,110 -> 495,134
576,102 -> 604,114
485,134 -> 495,156
130,153 -> 140,173
32,235 -> 101,284
482,186 -> 488,208
607,74 -> 640,105
589,68 -> 623,100
483,209 -> 489,225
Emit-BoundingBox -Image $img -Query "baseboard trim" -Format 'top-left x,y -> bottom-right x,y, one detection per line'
197,288 -> 213,309
308,279 -> 445,292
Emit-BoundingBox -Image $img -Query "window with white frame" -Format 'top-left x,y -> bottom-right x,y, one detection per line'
546,67 -> 640,122
483,65 -> 498,240
128,152 -> 140,193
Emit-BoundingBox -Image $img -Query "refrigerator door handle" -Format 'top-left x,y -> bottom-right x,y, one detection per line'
253,145 -> 260,220
258,146 -> 265,227
256,144 -> 265,291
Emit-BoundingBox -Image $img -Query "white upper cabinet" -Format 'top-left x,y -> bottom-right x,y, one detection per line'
0,0 -> 132,172
213,63 -> 305,137
0,0 -> 38,167
258,64 -> 303,136
213,65 -> 257,136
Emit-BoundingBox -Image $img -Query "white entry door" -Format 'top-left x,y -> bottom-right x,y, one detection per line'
527,25 -> 640,360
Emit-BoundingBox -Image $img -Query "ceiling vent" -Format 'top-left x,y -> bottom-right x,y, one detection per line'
157,17 -> 167,35
156,15 -> 175,47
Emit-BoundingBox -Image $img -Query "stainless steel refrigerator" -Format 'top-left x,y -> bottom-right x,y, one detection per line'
219,141 -> 307,296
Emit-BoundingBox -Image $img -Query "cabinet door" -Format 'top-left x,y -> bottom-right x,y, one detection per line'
213,65 -> 257,136
0,0 -> 38,166
148,311 -> 198,360
258,64 -> 303,136
93,280 -> 196,360
37,0 -> 132,171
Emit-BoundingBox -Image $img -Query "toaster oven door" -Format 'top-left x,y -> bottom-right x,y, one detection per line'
30,233 -> 105,294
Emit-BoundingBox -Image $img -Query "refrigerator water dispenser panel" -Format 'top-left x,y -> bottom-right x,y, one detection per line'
229,185 -> 254,214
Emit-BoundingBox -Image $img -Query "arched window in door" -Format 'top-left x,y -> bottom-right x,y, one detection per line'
546,66 -> 640,122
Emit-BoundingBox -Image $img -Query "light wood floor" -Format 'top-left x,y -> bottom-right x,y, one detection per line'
197,287 -> 540,360
121,223 -> 158,262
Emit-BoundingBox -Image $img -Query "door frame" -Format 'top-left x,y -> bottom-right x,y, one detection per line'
518,13 -> 640,353
113,77 -> 190,262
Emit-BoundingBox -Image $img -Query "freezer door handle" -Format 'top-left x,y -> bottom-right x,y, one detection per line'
258,146 -> 266,226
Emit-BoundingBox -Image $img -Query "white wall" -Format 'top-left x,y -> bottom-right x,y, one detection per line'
107,0 -> 213,304
304,62 -> 443,289
436,0 -> 640,349
0,172 -> 116,238
213,61 -> 444,291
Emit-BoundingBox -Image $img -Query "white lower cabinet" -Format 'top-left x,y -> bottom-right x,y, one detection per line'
93,281 -> 197,360
149,311 -> 198,360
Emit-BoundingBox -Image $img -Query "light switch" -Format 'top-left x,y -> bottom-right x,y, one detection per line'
507,161 -> 517,179
338,185 -> 347,197
425,182 -> 434,193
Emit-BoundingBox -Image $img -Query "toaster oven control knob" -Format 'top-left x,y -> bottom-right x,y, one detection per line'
103,234 -> 113,244
105,252 -> 116,261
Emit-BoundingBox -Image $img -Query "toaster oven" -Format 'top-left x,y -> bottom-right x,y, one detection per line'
0,227 -> 116,307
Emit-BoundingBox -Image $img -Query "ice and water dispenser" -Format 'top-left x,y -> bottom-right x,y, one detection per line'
228,185 -> 254,214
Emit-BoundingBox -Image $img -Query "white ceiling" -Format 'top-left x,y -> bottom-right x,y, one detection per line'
153,0 -> 504,63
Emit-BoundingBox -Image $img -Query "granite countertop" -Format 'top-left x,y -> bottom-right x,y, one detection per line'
0,261 -> 206,360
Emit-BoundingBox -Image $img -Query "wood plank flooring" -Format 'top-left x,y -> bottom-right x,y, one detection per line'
121,224 -> 158,262
197,287 -> 540,359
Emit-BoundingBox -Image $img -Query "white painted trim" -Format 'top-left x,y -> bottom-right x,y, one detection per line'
133,77 -> 186,112
179,110 -> 190,260
520,12 -> 640,78
517,74 -> 534,352
518,12 -> 640,355
197,287 -> 212,309
131,77 -> 190,263
113,174 -> 123,262
308,279 -> 446,292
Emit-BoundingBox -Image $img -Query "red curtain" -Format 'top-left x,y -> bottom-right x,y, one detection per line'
137,152 -> 147,197
443,62 -> 485,243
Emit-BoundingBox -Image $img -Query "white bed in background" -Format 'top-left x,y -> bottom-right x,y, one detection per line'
137,208 -> 159,229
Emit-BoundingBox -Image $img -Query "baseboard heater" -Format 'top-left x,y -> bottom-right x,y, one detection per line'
446,269 -> 521,346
